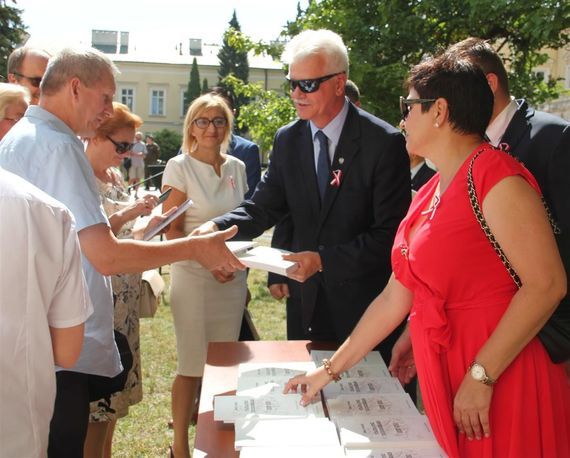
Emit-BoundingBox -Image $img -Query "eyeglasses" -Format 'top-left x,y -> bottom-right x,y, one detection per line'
193,117 -> 228,129
106,135 -> 135,154
287,72 -> 344,94
399,96 -> 437,119
12,72 -> 42,88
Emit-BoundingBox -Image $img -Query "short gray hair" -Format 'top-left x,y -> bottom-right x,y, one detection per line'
282,29 -> 349,76
41,48 -> 119,96
0,82 -> 30,117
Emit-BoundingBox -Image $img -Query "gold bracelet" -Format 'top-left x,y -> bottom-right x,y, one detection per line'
322,358 -> 341,382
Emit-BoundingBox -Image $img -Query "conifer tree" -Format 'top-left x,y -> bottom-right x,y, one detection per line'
183,57 -> 202,112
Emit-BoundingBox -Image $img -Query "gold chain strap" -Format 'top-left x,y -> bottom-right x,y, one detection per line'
467,148 -> 560,289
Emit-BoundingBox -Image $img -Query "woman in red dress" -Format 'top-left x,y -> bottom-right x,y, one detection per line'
285,56 -> 570,457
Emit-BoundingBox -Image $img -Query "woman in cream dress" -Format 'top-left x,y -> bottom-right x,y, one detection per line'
162,94 -> 248,458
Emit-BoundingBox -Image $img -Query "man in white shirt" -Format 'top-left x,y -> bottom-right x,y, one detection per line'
129,131 -> 147,194
0,167 -> 91,457
0,47 -> 244,456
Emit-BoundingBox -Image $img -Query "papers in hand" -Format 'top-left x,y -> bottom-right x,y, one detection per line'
142,198 -> 193,241
235,246 -> 298,276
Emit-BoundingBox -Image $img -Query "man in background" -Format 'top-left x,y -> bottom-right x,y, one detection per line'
7,47 -> 50,105
129,131 -> 147,195
344,79 -> 361,107
144,133 -> 161,190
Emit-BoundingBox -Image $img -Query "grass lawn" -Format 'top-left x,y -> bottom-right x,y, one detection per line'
112,265 -> 286,457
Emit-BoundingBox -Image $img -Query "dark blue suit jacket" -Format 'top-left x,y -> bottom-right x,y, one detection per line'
228,134 -> 261,200
502,99 -> 570,338
214,104 -> 411,344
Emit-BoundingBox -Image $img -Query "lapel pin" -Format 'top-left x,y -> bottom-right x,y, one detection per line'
330,170 -> 343,187
338,157 -> 345,165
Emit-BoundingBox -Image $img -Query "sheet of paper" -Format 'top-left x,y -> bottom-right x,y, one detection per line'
335,415 -> 438,449
142,198 -> 193,241
326,393 -> 418,419
214,393 -> 324,422
234,418 -> 340,450
237,245 -> 298,275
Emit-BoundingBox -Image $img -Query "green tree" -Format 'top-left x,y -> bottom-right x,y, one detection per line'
153,128 -> 182,161
288,0 -> 570,124
222,74 -> 297,158
183,57 -> 201,112
201,77 -> 209,94
0,0 -> 27,79
218,10 -> 250,126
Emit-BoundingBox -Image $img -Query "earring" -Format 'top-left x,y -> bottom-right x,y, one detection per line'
434,122 -> 440,128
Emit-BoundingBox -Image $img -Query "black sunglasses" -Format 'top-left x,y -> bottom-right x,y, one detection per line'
12,72 -> 42,88
106,135 -> 135,154
399,96 -> 437,119
287,72 -> 344,94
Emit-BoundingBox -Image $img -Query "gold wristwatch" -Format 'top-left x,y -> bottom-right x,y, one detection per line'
469,362 -> 496,386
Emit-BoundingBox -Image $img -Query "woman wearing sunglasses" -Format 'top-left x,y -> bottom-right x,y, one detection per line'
162,94 -> 248,458
285,56 -> 570,457
83,102 -> 160,458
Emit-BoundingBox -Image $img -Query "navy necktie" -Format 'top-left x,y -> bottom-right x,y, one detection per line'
315,130 -> 330,200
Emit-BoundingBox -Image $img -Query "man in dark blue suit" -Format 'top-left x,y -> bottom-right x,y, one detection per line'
198,30 -> 412,376
228,134 -> 261,200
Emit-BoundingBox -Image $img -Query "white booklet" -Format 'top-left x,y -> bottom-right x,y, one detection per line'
236,378 -> 288,397
226,240 -> 257,254
214,393 -> 324,423
344,446 -> 447,458
238,361 -> 316,379
323,377 -> 405,399
234,418 -> 340,450
311,350 -> 389,372
142,198 -> 193,241
326,393 -> 418,419
240,445 -> 346,458
236,245 -> 298,276
335,415 -> 438,449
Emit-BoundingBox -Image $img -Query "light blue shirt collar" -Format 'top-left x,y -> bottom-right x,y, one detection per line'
309,99 -> 350,165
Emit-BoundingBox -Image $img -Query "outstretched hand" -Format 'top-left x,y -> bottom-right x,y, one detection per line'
190,225 -> 246,272
283,367 -> 331,406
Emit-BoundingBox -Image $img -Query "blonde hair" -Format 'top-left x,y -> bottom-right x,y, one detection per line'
182,94 -> 233,154
0,83 -> 30,118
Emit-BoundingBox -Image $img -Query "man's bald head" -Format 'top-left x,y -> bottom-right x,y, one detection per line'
7,47 -> 50,105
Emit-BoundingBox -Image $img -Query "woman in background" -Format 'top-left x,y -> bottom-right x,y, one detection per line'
286,56 -> 570,457
162,94 -> 248,458
0,82 -> 29,140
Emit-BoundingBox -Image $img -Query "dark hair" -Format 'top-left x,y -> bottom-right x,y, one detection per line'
406,56 -> 493,137
444,37 -> 509,95
345,79 -> 360,103
209,86 -> 235,111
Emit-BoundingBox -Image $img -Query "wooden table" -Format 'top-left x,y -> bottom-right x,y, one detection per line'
193,341 -> 333,457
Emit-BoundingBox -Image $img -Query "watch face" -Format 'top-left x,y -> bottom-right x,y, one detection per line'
471,364 -> 485,380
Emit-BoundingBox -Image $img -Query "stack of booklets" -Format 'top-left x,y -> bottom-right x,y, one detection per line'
227,243 -> 298,276
213,361 -> 344,454
312,350 -> 446,457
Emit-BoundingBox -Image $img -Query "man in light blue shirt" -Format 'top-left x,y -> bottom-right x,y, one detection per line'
0,47 -> 244,456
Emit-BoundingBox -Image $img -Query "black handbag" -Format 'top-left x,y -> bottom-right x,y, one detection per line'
467,149 -> 570,363
87,330 -> 133,401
